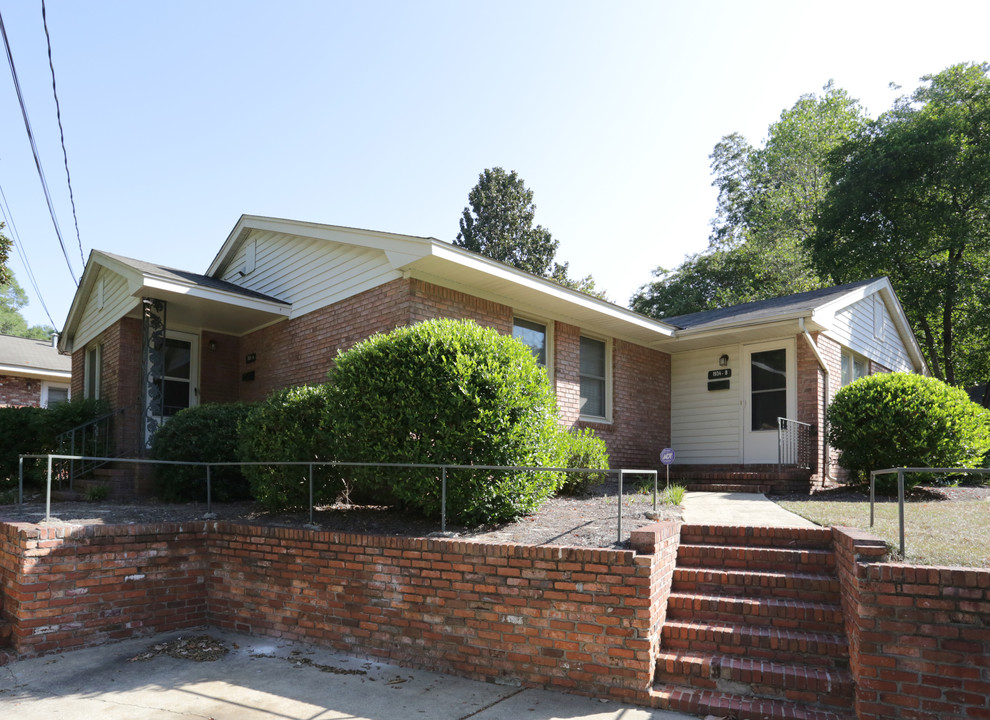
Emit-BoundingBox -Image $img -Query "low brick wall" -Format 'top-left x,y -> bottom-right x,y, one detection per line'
0,519 -> 681,705
0,521 -> 210,655
833,526 -> 990,720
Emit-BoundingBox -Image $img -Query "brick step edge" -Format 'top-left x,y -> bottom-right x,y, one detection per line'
661,620 -> 849,667
654,650 -> 854,702
650,683 -> 855,720
684,483 -> 771,494
680,524 -> 834,549
666,592 -> 845,633
672,567 -> 841,601
677,543 -> 837,573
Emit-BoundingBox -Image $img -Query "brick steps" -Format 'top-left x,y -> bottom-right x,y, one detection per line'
684,483 -> 771,494
666,592 -> 845,633
673,568 -> 840,602
651,683 -> 855,720
677,543 -> 835,573
654,650 -> 854,705
654,525 -> 854,719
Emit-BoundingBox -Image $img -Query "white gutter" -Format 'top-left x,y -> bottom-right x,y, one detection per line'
799,317 -> 833,484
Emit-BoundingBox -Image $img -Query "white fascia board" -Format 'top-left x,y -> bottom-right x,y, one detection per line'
140,277 -> 292,316
0,364 -> 72,381
423,241 -> 678,337
672,311 -> 824,338
811,278 -> 889,321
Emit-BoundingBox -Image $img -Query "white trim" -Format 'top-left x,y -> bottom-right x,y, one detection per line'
512,314 -> 554,381
84,344 -> 102,400
579,333 -> 612,423
41,381 -> 70,408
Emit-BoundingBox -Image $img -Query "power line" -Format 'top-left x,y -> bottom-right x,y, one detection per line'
0,8 -> 78,286
42,0 -> 84,268
0,179 -> 58,328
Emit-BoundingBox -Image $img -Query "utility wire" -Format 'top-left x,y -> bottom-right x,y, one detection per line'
42,0 -> 84,268
0,8 -> 78,285
0,179 -> 58,328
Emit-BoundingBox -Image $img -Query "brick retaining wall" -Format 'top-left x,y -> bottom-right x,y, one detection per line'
833,526 -> 990,720
0,519 -> 681,705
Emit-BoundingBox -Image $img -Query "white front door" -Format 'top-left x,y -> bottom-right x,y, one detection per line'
742,340 -> 796,464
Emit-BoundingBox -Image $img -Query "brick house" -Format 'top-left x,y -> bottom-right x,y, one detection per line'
56,215 -> 926,491
0,334 -> 71,408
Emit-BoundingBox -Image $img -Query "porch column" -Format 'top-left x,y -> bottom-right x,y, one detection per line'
141,297 -> 167,447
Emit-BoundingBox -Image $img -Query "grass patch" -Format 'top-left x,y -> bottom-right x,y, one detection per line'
776,498 -> 990,568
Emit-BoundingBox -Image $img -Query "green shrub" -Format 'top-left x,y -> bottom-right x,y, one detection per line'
238,385 -> 338,510
329,318 -> 566,525
827,373 -> 990,492
0,398 -> 108,493
557,427 -> 610,495
151,403 -> 254,502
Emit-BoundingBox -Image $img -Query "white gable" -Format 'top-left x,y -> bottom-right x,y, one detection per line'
218,229 -> 402,319
825,292 -> 914,372
73,267 -> 140,350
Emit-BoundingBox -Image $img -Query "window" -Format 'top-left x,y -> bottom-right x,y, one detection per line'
751,348 -> 786,431
513,318 -> 547,367
42,383 -> 70,408
84,345 -> 102,400
580,336 -> 608,420
841,349 -> 869,386
159,336 -> 193,417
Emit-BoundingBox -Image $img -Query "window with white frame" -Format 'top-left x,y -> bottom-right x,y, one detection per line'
841,349 -> 869,386
42,383 -> 70,408
579,335 -> 608,420
512,317 -> 549,368
84,344 -> 102,400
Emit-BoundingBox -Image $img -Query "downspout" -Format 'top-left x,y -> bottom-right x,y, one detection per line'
799,318 -> 834,484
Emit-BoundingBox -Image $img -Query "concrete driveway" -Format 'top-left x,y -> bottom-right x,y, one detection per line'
0,628 -> 694,720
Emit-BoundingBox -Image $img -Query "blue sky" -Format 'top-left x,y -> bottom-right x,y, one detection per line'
1,0 -> 989,329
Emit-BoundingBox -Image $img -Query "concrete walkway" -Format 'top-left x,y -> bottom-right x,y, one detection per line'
0,629 -> 694,720
681,491 -> 818,528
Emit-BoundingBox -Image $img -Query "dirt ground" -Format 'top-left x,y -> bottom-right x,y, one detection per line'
0,479 -> 681,549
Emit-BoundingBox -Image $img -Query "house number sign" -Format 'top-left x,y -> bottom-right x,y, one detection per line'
707,369 -> 731,380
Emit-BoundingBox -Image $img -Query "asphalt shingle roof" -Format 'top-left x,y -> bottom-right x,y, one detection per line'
100,251 -> 289,305
661,278 -> 882,330
0,334 -> 71,372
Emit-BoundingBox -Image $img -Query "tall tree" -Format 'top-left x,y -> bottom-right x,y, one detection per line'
809,62 -> 990,389
633,83 -> 867,317
0,273 -> 54,340
456,167 -> 608,299
456,167 -> 559,276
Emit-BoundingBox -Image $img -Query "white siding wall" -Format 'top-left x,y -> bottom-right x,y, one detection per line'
671,347 -> 741,464
826,293 -> 913,372
74,269 -> 139,349
219,230 -> 402,318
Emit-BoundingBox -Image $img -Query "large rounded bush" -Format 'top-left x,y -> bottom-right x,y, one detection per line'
557,427 -> 610,496
827,372 -> 990,490
329,318 -> 566,525
151,403 -> 254,502
237,385 -> 338,510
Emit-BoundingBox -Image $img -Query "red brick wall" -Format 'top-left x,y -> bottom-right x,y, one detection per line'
0,375 -> 41,407
833,526 -> 990,720
234,278 -> 512,402
1,519 -> 681,707
0,521 -> 209,655
798,332 -> 844,484
199,332 -> 240,404
553,324 -> 671,468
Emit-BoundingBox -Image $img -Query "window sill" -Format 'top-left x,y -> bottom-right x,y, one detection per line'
579,416 -> 612,427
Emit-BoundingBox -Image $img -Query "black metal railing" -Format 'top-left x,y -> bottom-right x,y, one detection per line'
53,408 -> 125,488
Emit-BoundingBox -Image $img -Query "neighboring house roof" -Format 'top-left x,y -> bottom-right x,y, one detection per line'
0,334 -> 71,381
663,279 -> 882,331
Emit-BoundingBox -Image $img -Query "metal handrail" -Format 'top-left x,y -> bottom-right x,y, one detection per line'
53,408 -> 125,487
869,466 -> 990,557
777,416 -> 813,474
18,453 -> 657,543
